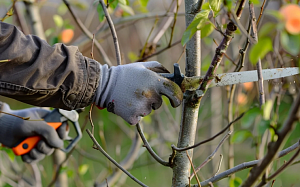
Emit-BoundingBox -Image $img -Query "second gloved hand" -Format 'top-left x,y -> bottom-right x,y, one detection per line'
0,103 -> 66,163
94,61 -> 183,125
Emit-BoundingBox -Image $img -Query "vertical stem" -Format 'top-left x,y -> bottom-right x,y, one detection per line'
53,150 -> 68,187
171,0 -> 201,186
249,2 -> 265,107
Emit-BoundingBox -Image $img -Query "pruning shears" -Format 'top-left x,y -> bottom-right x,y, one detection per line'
160,63 -> 299,91
12,108 -> 83,156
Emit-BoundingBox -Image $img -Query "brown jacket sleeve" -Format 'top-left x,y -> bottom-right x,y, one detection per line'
0,22 -> 100,110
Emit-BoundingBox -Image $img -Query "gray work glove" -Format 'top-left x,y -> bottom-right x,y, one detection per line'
0,103 -> 66,163
94,61 -> 183,125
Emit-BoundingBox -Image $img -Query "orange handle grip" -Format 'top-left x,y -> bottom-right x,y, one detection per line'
12,122 -> 62,156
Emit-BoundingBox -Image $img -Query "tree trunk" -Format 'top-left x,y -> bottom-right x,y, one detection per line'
171,0 -> 201,186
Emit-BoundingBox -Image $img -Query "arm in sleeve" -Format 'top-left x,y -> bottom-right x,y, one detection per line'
0,22 -> 100,110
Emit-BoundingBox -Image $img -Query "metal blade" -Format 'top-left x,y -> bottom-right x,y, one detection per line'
182,67 -> 299,91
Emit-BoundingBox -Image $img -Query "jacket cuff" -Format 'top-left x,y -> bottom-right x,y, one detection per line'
74,55 -> 100,109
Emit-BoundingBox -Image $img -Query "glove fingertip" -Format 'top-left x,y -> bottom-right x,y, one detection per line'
22,154 -> 32,163
161,80 -> 183,108
48,138 -> 64,149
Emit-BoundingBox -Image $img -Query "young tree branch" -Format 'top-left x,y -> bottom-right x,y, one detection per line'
190,131 -> 232,179
186,151 -> 201,187
98,0 -> 121,65
94,131 -> 142,187
249,2 -> 265,107
198,0 -> 246,94
136,123 -> 170,167
86,129 -> 148,187
172,112 -> 244,152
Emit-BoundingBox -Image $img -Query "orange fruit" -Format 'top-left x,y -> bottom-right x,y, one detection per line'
243,82 -> 254,91
285,17 -> 300,34
279,4 -> 300,34
60,29 -> 74,43
237,93 -> 247,105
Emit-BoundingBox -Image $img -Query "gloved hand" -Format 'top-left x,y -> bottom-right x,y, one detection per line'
0,103 -> 66,163
94,61 -> 183,125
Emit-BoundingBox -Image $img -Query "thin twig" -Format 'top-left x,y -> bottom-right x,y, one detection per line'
256,59 -> 265,107
172,113 -> 244,152
74,146 -> 106,165
0,111 -> 30,120
149,0 -> 183,45
214,154 -> 223,177
291,159 -> 300,166
168,0 -> 180,46
136,40 -> 181,62
98,0 -> 121,65
1,0 -> 16,21
0,59 -> 10,62
257,0 -> 267,25
76,12 -> 185,51
136,123 -> 170,166
94,131 -> 142,187
89,103 -> 95,136
86,129 -> 148,187
139,18 -> 159,59
186,151 -> 201,187
91,34 -> 95,60
249,2 -> 258,43
256,144 -> 300,187
230,10 -> 256,45
191,132 -> 232,179
212,39 -> 236,65
63,0 -> 112,66
249,2 -> 265,107
208,182 -> 214,187
267,142 -> 300,181
176,46 -> 186,64
270,180 -> 275,187
190,140 -> 300,187
241,91 -> 300,187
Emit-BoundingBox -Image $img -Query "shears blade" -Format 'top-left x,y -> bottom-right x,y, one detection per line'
209,67 -> 299,88
160,64 -> 299,91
